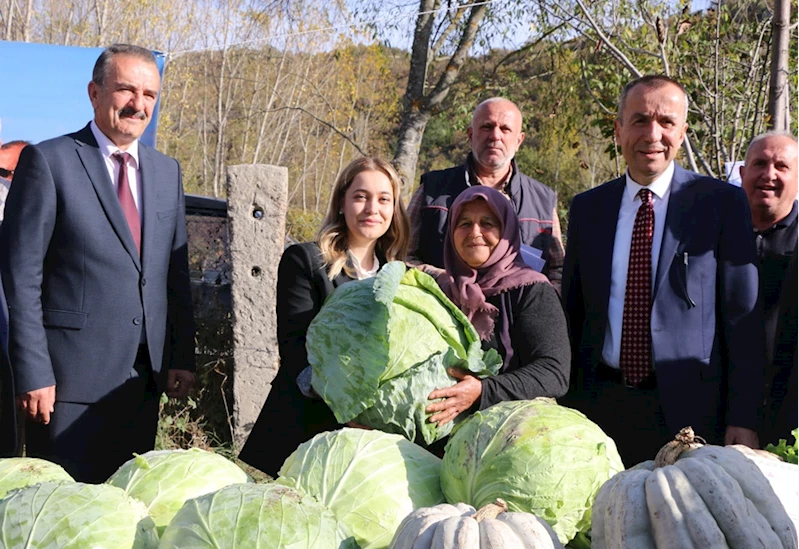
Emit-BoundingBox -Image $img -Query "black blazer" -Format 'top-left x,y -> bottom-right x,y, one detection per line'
238,242 -> 357,477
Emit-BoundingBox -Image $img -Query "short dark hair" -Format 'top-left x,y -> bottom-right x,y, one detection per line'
92,44 -> 157,87
618,75 -> 689,123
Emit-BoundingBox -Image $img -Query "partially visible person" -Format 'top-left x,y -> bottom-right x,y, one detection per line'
423,185 -> 570,428
0,140 -> 29,176
0,44 -> 195,482
238,156 -> 410,478
740,132 -> 797,365
0,141 -> 30,221
408,98 -> 565,292
0,139 -> 19,455
760,246 -> 797,447
562,75 -> 764,467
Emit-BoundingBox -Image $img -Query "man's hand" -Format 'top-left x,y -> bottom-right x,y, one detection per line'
167,370 -> 195,399
724,425 -> 759,448
17,385 -> 56,424
425,368 -> 482,426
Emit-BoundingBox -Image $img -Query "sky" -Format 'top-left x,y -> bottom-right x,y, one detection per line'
0,0 -> 713,146
0,42 -> 164,146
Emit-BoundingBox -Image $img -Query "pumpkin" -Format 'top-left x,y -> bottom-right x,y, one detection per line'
389,498 -> 565,548
592,427 -> 798,549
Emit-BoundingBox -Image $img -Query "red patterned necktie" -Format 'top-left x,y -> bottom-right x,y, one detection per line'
113,152 -> 141,256
619,188 -> 654,386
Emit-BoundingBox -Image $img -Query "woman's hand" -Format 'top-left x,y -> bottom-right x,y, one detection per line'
425,368 -> 482,426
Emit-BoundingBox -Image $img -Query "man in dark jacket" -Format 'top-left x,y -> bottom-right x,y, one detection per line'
740,132 -> 797,365
407,98 -> 564,292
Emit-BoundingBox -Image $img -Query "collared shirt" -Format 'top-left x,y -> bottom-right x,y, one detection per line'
90,120 -> 143,223
0,177 -> 10,222
602,161 -> 675,368
755,200 -> 798,364
348,251 -> 380,280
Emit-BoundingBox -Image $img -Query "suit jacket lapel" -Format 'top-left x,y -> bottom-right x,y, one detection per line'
596,178 -> 626,312
139,145 -> 157,273
75,125 -> 142,271
654,165 -> 694,299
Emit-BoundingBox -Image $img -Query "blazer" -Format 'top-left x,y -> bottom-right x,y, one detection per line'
0,124 -> 195,405
239,242 -> 357,477
562,164 -> 765,440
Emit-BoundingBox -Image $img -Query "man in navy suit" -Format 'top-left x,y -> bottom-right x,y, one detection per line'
562,75 -> 763,466
0,44 -> 196,482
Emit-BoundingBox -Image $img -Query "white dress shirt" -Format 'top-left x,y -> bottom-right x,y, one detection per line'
601,162 -> 675,368
90,121 -> 143,223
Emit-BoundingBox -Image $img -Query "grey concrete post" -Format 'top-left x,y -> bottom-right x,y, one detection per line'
226,164 -> 288,448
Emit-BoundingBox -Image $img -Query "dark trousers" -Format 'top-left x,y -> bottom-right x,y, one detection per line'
582,365 -> 672,468
25,347 -> 159,484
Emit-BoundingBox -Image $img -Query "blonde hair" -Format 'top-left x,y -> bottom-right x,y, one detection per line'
317,157 -> 410,280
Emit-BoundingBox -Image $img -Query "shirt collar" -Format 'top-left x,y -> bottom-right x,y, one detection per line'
624,161 -> 674,201
757,200 -> 798,234
90,120 -> 140,168
465,153 -> 516,192
776,200 -> 798,228
348,251 -> 380,280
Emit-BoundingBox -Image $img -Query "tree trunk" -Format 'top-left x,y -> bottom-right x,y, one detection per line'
767,0 -> 790,131
392,0 -> 488,191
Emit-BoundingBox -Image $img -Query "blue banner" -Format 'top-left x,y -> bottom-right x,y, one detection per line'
0,41 -> 165,147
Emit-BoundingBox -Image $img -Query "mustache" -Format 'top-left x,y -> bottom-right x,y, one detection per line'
118,107 -> 146,120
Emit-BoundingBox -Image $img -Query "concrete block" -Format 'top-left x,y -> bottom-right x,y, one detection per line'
226,164 -> 288,448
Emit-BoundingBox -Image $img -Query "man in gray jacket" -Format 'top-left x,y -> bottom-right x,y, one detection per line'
407,98 -> 564,292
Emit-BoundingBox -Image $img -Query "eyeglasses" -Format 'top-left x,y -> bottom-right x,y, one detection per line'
0,168 -> 12,179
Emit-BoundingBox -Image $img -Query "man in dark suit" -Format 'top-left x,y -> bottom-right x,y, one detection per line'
0,44 -> 196,482
562,75 -> 763,466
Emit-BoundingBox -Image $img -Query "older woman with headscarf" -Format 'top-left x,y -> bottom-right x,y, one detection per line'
424,185 -> 571,427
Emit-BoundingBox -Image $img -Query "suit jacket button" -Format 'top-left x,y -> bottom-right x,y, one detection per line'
141,278 -> 147,286
133,317 -> 142,325
653,326 -> 662,332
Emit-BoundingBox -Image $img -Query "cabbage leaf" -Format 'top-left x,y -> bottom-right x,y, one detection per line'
277,428 -> 444,549
441,399 -> 624,544
107,448 -> 252,534
0,481 -> 158,548
308,262 -> 501,444
159,483 -> 356,548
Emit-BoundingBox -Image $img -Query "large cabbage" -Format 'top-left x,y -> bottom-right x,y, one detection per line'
440,399 -> 624,544
0,457 -> 73,498
307,261 -> 501,445
106,448 -> 252,534
0,481 -> 158,548
277,428 -> 444,549
159,483 -> 356,548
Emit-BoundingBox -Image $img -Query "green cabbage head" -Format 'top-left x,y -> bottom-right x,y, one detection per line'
0,481 -> 158,548
277,428 -> 444,549
159,483 -> 357,548
307,261 -> 501,445
0,457 -> 73,498
106,448 -> 252,534
440,399 -> 624,544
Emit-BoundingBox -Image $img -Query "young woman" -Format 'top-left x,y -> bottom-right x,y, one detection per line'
424,185 -> 570,427
238,157 -> 410,477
